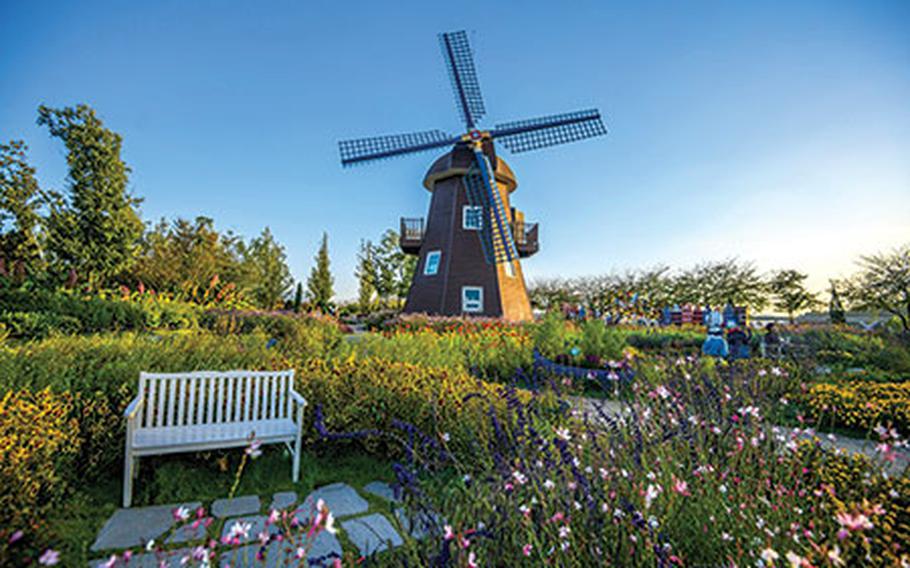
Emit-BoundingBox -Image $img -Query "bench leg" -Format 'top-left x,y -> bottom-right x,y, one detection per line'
292,435 -> 301,483
123,450 -> 134,508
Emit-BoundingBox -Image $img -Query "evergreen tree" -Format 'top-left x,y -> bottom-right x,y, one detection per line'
292,282 -> 303,313
37,104 -> 143,287
0,140 -> 45,278
355,239 -> 377,313
828,280 -> 846,324
306,232 -> 334,313
243,227 -> 294,310
769,269 -> 818,323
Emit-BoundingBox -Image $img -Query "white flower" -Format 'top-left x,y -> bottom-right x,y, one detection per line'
228,521 -> 251,541
644,484 -> 661,509
543,479 -> 555,490
324,512 -> 337,534
555,427 -> 571,441
760,547 -> 779,563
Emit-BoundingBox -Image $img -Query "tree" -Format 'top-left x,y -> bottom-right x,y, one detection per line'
292,282 -> 303,313
243,227 -> 293,310
372,229 -> 416,306
828,280 -> 846,324
673,259 -> 769,310
846,243 -> 910,333
37,104 -> 143,287
355,239 -> 377,313
131,216 -> 247,294
306,232 -> 334,313
0,140 -> 44,278
769,269 -> 818,323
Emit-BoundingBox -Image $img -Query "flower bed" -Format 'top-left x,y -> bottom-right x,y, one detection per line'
804,380 -> 910,434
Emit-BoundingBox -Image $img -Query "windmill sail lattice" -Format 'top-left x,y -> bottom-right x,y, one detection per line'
463,151 -> 518,264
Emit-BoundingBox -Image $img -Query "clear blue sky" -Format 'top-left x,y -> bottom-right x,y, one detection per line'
2,0 -> 908,299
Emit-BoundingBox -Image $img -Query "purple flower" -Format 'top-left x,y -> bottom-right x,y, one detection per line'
38,549 -> 60,566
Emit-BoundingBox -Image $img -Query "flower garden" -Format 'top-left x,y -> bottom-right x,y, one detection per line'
0,292 -> 908,566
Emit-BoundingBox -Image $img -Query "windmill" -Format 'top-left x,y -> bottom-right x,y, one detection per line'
339,30 -> 607,321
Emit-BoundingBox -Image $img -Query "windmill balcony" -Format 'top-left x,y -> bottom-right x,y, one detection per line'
399,217 -> 539,257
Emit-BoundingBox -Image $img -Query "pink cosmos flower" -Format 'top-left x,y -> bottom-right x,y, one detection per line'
173,506 -> 190,522
672,478 -> 690,496
443,525 -> 455,541
100,555 -> 118,568
522,544 -> 533,556
467,551 -> 478,568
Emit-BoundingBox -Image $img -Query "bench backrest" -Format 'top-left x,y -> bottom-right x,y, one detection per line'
137,370 -> 295,429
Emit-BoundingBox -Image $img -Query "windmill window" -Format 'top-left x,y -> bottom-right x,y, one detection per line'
424,250 -> 441,276
463,206 -> 483,230
462,286 -> 483,313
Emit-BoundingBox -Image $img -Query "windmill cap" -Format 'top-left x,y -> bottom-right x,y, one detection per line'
423,146 -> 518,192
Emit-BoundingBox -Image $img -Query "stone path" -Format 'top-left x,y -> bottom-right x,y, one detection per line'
571,396 -> 909,475
88,481 -> 426,567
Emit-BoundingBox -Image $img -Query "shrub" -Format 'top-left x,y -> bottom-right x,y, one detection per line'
297,356 -> 536,461
355,327 -> 532,379
200,309 -> 345,359
0,389 -> 79,531
0,332 -> 286,474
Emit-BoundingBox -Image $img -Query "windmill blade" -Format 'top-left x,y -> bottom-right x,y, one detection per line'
491,109 -> 607,154
439,30 -> 486,129
463,149 -> 518,264
339,130 -> 460,167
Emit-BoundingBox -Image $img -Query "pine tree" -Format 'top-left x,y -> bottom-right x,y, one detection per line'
0,140 -> 45,279
306,232 -> 334,313
828,280 -> 846,324
292,282 -> 303,313
37,104 -> 143,287
355,239 -> 377,313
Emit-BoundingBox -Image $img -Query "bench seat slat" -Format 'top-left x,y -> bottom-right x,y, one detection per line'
132,418 -> 297,454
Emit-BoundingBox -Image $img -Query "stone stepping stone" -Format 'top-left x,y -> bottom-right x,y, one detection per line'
302,483 -> 368,519
212,495 -> 260,518
341,513 -> 403,556
91,502 -> 201,552
363,481 -> 399,503
270,491 -> 297,511
220,515 -> 268,545
165,517 -> 212,544
89,548 -> 192,567
218,531 -> 342,568
394,508 -> 440,540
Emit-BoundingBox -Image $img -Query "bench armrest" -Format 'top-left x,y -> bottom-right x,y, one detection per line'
124,396 -> 143,419
289,390 -> 307,407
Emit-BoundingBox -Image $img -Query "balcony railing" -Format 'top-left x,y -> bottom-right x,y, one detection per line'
399,217 -> 539,257
400,218 -> 425,254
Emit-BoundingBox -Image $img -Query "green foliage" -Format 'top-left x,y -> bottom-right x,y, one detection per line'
37,104 -> 143,287
769,269 -> 818,322
579,318 -> 625,361
0,140 -> 45,278
131,216 -> 249,295
306,232 -> 334,312
530,259 -> 771,317
0,285 -> 201,339
200,310 -> 345,357
292,282 -> 303,312
846,243 -> 910,333
533,311 -> 576,359
243,227 -> 293,309
371,229 -> 416,306
355,239 -> 377,313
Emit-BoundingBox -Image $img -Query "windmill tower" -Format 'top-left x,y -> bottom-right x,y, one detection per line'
339,31 -> 607,321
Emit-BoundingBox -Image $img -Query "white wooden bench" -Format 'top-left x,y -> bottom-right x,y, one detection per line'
123,370 -> 306,507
